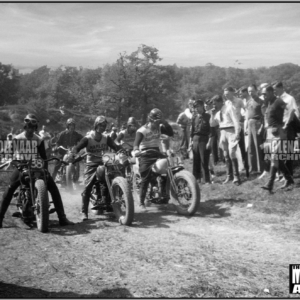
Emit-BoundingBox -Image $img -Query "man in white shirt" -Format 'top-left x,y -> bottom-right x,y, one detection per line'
211,94 -> 241,185
272,81 -> 300,182
176,99 -> 194,159
224,86 -> 249,178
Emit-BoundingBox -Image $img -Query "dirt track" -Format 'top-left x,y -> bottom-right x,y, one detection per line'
1,174 -> 299,298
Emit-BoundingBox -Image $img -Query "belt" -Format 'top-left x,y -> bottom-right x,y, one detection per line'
220,126 -> 234,130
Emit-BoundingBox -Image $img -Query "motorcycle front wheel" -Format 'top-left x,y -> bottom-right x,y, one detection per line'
34,179 -> 49,233
169,170 -> 200,216
66,164 -> 75,191
111,176 -> 134,226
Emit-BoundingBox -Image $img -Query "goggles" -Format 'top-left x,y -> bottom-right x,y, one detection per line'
24,118 -> 38,125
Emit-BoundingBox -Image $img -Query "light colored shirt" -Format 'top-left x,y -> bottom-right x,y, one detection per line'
39,130 -> 51,149
230,97 -> 245,122
213,100 -> 240,134
280,91 -> 299,123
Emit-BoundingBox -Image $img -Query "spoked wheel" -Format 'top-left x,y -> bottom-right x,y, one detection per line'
111,176 -> 134,225
34,179 -> 49,233
169,170 -> 200,216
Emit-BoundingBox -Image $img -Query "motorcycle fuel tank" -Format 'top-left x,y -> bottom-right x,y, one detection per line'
151,158 -> 168,175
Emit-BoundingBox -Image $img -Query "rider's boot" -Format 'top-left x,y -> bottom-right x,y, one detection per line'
139,188 -> 148,211
81,194 -> 89,221
0,186 -> 15,225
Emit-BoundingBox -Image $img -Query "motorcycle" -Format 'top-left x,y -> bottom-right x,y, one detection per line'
54,146 -> 80,191
72,151 -> 134,225
130,148 -> 200,216
0,157 -> 68,233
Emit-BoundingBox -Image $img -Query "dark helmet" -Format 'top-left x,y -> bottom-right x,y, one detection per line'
148,108 -> 163,121
66,118 -> 75,128
94,115 -> 107,130
127,117 -> 137,126
192,99 -> 204,108
24,114 -> 38,129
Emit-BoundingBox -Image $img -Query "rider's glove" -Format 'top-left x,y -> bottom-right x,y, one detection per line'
132,150 -> 140,157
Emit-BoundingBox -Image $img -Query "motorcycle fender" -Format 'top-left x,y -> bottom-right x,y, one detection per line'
171,166 -> 184,174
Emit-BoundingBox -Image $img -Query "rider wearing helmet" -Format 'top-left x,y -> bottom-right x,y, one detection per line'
133,108 -> 173,210
52,118 -> 83,181
115,117 -> 138,150
72,116 -> 124,221
0,114 -> 73,228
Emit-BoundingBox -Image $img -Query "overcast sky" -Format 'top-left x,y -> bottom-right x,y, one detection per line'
1,2 -> 300,73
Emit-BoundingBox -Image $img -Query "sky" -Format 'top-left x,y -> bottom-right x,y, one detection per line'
1,2 -> 300,73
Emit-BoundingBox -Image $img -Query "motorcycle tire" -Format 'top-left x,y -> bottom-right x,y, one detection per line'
169,170 -> 200,216
111,176 -> 134,226
132,172 -> 141,204
66,164 -> 75,191
34,179 -> 49,233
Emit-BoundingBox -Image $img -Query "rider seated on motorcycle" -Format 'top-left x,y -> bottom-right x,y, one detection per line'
52,118 -> 83,182
133,108 -> 174,210
0,114 -> 74,228
71,116 -> 124,221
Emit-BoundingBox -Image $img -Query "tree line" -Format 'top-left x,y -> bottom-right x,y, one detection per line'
1,44 -> 300,135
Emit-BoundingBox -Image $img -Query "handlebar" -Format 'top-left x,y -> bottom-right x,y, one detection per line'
0,157 -> 68,170
57,146 -> 70,151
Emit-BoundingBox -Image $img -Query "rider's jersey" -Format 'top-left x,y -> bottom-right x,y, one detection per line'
85,131 -> 108,164
12,132 -> 47,168
74,130 -> 121,166
119,129 -> 136,148
137,124 -> 161,150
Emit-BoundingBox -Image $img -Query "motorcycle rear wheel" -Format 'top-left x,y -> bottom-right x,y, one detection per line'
35,179 -> 49,233
169,170 -> 200,216
111,176 -> 134,226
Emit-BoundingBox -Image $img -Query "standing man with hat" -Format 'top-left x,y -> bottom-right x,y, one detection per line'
176,98 -> 194,159
272,81 -> 300,182
190,99 -> 214,184
224,86 -> 249,178
245,84 -> 264,175
211,94 -> 241,185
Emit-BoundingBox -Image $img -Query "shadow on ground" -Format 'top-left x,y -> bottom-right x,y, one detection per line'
0,281 -> 133,298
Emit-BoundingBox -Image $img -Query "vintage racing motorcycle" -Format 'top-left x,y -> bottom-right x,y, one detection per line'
54,146 -> 80,191
0,157 -> 68,233
72,151 -> 134,225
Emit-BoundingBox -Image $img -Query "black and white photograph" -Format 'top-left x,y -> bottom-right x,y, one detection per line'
0,2 -> 300,298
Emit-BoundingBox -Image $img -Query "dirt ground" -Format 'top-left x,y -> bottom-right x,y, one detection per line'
0,161 -> 300,298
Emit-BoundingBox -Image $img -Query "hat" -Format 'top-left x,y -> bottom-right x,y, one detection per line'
259,83 -> 269,90
224,86 -> 235,92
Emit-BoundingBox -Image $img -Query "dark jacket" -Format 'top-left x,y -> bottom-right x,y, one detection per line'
191,112 -> 214,138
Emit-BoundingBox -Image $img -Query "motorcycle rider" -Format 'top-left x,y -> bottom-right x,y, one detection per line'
115,117 -> 138,150
71,116 -> 124,221
133,108 -> 174,210
0,114 -> 74,228
52,118 -> 83,183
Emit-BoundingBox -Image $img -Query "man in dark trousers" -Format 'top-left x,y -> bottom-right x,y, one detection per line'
190,99 -> 214,184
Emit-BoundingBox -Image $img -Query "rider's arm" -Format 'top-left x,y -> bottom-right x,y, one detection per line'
37,141 -> 48,170
115,132 -> 125,145
107,136 -> 122,152
160,121 -> 174,137
73,137 -> 89,154
133,131 -> 144,151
